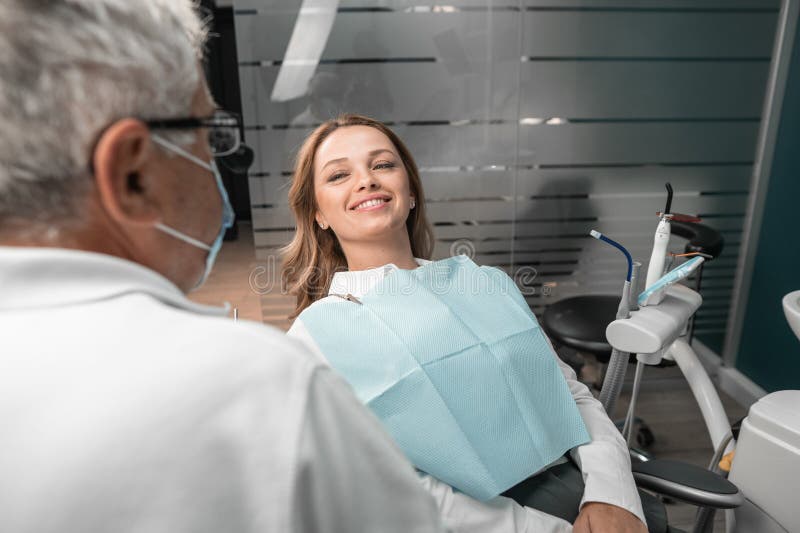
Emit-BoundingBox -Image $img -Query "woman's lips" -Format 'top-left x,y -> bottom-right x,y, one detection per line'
352,198 -> 391,212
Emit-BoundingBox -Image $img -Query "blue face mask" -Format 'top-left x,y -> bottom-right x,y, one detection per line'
151,135 -> 235,289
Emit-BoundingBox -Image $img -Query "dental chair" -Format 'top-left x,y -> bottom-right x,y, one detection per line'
541,200 -> 797,531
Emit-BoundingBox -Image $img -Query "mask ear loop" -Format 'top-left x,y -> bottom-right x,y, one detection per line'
154,222 -> 212,251
149,134 -> 219,251
149,133 -> 236,292
151,134 -> 213,172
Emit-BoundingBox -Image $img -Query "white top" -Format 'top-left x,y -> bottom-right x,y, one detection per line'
0,247 -> 444,533
288,259 -> 646,533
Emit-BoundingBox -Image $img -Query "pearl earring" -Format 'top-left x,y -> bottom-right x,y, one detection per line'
410,198 -> 416,209
319,222 -> 327,230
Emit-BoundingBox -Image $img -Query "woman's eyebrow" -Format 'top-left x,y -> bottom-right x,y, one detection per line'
369,148 -> 396,158
321,157 -> 348,170
321,149 -> 396,170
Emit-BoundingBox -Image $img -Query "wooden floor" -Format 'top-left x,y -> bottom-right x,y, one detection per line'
190,223 -> 749,532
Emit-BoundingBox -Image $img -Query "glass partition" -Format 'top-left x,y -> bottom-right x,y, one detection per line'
235,0 -> 779,350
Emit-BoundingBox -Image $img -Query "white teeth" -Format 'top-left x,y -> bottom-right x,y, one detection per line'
354,198 -> 386,210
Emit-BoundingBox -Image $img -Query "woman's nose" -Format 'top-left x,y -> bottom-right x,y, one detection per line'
355,170 -> 380,191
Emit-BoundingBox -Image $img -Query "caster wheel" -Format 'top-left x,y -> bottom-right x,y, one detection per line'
636,425 -> 655,448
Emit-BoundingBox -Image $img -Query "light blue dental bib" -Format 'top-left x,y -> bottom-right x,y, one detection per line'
300,256 -> 589,501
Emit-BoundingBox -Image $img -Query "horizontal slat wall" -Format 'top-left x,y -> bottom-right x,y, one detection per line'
252,194 -> 747,226
240,61 -> 769,123
234,1 -> 777,341
236,0 -> 778,8
248,122 -> 759,171
235,10 -> 776,61
250,165 -> 752,204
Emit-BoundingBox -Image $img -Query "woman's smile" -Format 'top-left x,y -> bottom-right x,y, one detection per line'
350,194 -> 392,212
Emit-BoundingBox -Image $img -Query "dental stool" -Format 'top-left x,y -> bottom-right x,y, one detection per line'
541,222 -> 724,448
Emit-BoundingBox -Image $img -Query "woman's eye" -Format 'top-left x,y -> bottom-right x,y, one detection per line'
328,172 -> 348,182
374,162 -> 395,170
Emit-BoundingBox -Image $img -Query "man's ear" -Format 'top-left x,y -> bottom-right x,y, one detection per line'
92,119 -> 161,226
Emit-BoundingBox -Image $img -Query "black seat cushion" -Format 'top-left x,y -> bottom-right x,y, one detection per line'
633,460 -> 739,495
542,295 -> 619,360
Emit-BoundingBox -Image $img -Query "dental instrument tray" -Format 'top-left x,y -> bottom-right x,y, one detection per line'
606,284 -> 702,355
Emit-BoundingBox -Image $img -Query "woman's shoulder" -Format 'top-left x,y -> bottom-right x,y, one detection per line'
295,295 -> 351,321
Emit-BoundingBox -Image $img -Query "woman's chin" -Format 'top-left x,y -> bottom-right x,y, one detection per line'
346,220 -> 407,241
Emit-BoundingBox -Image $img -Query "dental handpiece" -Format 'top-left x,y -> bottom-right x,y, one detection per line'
645,216 -> 671,289
639,255 -> 705,307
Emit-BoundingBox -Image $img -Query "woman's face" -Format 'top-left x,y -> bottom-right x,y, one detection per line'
313,125 -> 414,245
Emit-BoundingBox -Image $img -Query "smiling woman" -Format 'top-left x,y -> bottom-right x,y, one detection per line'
281,115 -> 655,533
281,114 -> 434,317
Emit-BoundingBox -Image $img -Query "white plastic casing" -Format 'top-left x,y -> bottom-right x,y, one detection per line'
729,390 -> 800,533
645,218 -> 671,289
605,284 -> 701,355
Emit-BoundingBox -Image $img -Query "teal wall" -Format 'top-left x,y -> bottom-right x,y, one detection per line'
736,18 -> 800,392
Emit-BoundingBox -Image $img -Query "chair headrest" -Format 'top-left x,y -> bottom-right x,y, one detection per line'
670,221 -> 724,259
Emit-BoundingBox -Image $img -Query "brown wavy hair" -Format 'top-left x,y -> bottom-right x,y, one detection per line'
281,114 -> 435,319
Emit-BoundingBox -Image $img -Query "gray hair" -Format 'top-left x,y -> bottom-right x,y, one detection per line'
0,0 -> 208,224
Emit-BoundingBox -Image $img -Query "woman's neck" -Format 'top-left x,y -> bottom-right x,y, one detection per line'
342,235 -> 418,272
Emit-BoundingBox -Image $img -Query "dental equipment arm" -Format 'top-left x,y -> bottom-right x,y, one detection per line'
604,267 -> 743,520
607,259 -> 734,453
608,256 -> 704,361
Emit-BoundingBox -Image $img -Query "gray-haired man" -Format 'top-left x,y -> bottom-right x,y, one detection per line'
0,2 -> 443,531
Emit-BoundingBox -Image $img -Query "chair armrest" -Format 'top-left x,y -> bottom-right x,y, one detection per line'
632,459 -> 743,509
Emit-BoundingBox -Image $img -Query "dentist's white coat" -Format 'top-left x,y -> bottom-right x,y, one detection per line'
0,247 -> 444,533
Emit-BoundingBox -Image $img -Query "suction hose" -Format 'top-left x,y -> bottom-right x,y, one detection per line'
589,230 -> 633,415
597,281 -> 631,415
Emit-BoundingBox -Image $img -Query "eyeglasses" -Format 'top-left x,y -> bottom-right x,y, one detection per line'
145,109 -> 242,157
